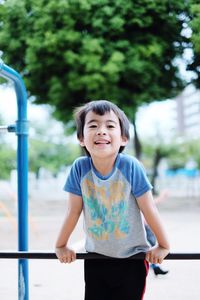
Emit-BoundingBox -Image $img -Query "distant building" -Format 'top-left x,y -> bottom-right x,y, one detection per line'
175,85 -> 200,138
136,84 -> 200,140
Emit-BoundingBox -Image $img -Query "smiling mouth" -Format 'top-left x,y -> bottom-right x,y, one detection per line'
94,141 -> 110,145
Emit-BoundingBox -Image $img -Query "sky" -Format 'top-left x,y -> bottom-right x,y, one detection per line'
0,85 -> 67,145
136,100 -> 176,141
0,85 -> 48,122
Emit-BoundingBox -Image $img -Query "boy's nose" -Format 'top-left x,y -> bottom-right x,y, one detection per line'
97,127 -> 107,135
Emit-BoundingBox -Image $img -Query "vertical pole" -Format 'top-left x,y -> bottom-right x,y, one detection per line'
16,86 -> 29,300
0,61 -> 29,300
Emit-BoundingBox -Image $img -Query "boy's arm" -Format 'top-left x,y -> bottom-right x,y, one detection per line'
55,192 -> 83,263
137,191 -> 170,264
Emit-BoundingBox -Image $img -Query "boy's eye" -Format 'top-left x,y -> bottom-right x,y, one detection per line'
108,125 -> 115,128
89,125 -> 97,128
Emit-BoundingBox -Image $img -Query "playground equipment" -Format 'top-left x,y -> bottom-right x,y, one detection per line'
0,59 -> 29,300
1,60 -> 200,299
1,251 -> 200,260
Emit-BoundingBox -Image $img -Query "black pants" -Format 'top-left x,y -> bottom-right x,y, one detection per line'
84,258 -> 149,300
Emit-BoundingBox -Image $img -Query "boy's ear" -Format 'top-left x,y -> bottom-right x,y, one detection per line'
121,136 -> 128,146
79,138 -> 85,147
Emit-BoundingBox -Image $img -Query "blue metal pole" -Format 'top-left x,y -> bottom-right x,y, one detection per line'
0,60 -> 29,300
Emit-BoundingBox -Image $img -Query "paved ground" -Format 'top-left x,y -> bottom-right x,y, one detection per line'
1,197 -> 200,299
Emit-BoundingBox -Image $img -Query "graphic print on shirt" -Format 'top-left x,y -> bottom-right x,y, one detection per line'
82,171 -> 131,240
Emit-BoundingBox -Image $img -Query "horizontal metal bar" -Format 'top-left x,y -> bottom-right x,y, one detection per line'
1,251 -> 200,260
0,126 -> 8,133
0,124 -> 16,133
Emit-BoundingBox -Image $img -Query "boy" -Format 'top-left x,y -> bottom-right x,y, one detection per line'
55,100 -> 170,300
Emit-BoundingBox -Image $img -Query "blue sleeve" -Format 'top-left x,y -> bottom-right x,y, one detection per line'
63,159 -> 82,196
131,158 -> 152,198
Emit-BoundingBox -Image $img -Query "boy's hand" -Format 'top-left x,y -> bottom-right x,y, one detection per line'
55,246 -> 76,264
145,245 -> 169,264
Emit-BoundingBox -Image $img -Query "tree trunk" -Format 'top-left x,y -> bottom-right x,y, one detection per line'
151,148 -> 163,195
132,119 -> 142,160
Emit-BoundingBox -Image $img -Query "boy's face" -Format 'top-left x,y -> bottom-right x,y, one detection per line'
79,110 -> 128,159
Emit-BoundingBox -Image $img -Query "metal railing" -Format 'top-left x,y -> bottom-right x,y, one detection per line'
1,251 -> 200,260
0,59 -> 29,300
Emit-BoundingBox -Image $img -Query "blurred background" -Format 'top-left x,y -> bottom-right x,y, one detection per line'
0,0 -> 200,299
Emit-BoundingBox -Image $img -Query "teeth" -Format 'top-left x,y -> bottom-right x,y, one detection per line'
95,141 -> 109,144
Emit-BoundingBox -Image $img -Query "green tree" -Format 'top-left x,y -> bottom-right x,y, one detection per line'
188,1 -> 200,88
0,0 -> 191,157
0,114 -> 16,179
29,138 -> 81,177
170,139 -> 200,170
142,139 -> 179,194
143,138 -> 200,193
0,145 -> 16,179
28,116 -> 81,176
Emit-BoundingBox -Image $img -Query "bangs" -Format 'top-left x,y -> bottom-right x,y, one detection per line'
86,100 -> 113,115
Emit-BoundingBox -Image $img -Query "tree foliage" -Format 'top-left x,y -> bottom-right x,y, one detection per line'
0,144 -> 16,179
29,139 -> 81,176
28,116 -> 81,176
0,111 -> 81,179
0,0 -> 190,123
0,135 -> 81,180
188,1 -> 200,88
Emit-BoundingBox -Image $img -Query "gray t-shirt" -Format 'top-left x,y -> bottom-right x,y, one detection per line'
64,153 -> 152,258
